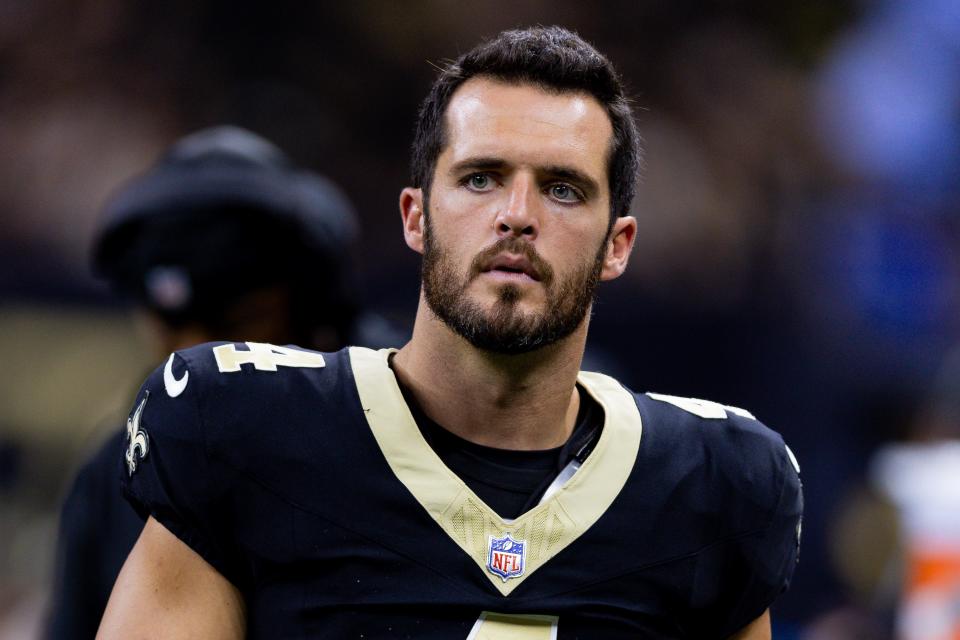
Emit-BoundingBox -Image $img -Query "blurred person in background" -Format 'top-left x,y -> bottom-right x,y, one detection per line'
804,346 -> 960,640
876,348 -> 960,640
44,125 -> 397,639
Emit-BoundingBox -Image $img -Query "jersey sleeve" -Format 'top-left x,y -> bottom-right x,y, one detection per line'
119,350 -> 246,587
719,436 -> 803,637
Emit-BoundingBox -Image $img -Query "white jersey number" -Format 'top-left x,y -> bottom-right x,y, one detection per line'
647,393 -> 755,420
213,342 -> 326,373
467,612 -> 558,639
650,393 -> 800,476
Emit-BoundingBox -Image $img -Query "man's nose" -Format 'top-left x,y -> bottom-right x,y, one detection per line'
494,176 -> 539,239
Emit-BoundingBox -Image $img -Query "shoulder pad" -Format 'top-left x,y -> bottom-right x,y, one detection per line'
637,390 -> 800,524
645,392 -> 755,421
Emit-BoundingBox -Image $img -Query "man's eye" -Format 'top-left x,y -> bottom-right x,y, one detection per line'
549,184 -> 582,202
468,174 -> 491,190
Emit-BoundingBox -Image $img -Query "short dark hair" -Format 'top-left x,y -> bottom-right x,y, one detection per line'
411,26 -> 641,220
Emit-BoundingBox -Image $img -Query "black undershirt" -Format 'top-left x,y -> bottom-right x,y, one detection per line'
393,375 -> 604,520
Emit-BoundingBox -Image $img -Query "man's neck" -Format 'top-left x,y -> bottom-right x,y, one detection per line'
391,295 -> 587,450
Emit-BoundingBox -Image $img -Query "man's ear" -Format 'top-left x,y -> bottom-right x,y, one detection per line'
400,187 -> 425,254
600,216 -> 637,281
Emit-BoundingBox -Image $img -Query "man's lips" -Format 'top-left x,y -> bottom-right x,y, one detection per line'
481,254 -> 542,281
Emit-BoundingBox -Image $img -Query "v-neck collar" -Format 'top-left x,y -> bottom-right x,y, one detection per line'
348,346 -> 643,596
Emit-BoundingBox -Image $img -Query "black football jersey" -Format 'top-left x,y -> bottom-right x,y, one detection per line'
121,342 -> 802,639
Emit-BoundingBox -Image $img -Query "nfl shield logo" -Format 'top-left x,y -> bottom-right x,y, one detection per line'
487,534 -> 527,582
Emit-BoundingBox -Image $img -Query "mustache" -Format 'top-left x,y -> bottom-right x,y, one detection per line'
469,237 -> 554,286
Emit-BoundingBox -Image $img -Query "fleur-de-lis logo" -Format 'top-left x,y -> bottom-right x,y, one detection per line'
125,392 -> 150,476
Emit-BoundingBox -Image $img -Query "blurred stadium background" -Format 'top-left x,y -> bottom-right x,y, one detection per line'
1,1 -> 958,638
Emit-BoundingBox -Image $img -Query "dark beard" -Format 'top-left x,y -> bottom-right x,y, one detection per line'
421,217 -> 606,355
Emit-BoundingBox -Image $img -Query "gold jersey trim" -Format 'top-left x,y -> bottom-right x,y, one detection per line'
349,346 -> 643,596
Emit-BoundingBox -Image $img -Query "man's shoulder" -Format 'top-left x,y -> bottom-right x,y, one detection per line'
621,390 -> 802,632
172,340 -> 343,396
633,391 -> 786,453
128,342 -> 360,469
579,373 -> 790,479
121,343 -> 374,540
625,388 -> 798,523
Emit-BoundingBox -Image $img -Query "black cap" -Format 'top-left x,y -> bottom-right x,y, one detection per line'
92,126 -> 359,331
93,126 -> 357,323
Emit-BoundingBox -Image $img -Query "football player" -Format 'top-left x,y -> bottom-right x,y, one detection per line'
45,125 -> 387,639
98,28 -> 802,639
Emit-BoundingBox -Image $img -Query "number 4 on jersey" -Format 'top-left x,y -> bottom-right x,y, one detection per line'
213,342 -> 326,373
647,393 -> 755,420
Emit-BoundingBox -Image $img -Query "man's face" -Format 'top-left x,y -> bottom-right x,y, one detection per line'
419,77 -> 618,354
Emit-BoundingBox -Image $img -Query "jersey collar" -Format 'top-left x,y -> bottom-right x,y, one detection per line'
348,346 -> 643,596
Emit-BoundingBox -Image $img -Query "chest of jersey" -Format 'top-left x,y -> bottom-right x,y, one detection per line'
124,343 -> 800,638
201,348 -> 755,639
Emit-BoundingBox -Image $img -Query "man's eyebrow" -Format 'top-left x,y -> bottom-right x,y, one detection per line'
448,157 -> 507,175
541,165 -> 600,196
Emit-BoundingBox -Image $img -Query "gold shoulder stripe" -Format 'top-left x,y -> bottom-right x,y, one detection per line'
349,347 -> 642,596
